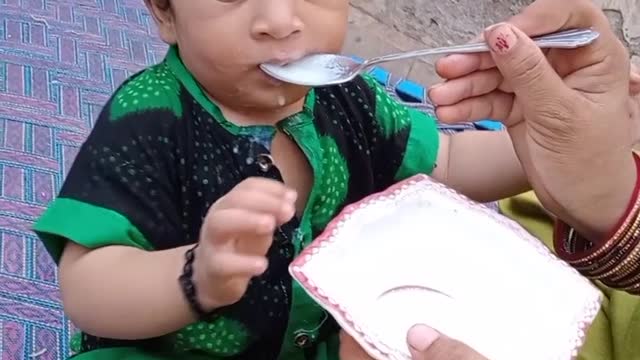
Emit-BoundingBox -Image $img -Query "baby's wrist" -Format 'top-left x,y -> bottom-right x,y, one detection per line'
179,244 -> 221,319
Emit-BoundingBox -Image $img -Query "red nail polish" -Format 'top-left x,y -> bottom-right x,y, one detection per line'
485,23 -> 517,54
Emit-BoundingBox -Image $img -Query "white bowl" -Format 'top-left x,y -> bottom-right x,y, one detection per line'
290,174 -> 602,360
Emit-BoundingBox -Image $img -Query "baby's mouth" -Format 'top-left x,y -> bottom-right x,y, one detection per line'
263,51 -> 309,67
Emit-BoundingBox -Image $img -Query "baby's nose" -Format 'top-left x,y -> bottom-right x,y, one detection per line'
251,1 -> 305,40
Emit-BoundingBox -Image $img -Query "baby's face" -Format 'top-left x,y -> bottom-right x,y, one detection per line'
147,0 -> 349,113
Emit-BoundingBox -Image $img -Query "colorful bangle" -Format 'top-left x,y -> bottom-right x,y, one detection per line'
582,222 -> 640,277
553,152 -> 640,292
617,270 -> 640,289
596,226 -> 640,280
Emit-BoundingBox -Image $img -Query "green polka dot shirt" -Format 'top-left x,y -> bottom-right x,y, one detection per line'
33,46 -> 439,360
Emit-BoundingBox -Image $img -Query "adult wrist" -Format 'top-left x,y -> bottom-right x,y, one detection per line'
560,152 -> 637,241
553,152 -> 640,293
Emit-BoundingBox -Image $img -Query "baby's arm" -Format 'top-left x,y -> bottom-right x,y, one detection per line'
58,242 -> 197,339
358,74 -> 527,202
34,96 -> 203,340
431,131 -> 530,202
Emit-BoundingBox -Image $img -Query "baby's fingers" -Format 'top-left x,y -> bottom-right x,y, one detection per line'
224,189 -> 295,225
209,251 -> 268,278
221,178 -> 296,224
204,208 -> 276,245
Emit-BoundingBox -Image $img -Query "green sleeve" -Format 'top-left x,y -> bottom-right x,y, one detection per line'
34,198 -> 153,262
361,74 -> 440,181
33,66 -> 184,263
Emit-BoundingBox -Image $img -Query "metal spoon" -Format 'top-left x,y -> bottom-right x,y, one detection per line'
260,28 -> 599,87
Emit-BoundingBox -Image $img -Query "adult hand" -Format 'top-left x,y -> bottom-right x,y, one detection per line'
631,63 -> 640,144
430,0 -> 637,240
407,325 -> 487,360
338,326 -> 488,360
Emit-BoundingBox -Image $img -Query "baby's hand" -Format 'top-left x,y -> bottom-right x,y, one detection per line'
194,177 -> 297,310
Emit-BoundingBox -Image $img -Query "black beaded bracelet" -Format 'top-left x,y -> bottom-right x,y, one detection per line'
178,244 -> 216,320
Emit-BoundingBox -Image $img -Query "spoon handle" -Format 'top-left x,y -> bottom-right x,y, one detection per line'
361,28 -> 599,69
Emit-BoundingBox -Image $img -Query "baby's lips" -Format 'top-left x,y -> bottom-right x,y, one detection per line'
268,59 -> 292,66
263,51 -> 307,66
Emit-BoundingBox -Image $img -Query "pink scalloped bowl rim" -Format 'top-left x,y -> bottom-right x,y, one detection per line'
289,174 -> 602,360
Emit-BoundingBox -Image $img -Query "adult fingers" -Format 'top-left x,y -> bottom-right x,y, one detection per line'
630,63 -> 640,96
435,0 -> 611,81
629,95 -> 640,145
508,0 -> 625,75
435,91 -> 516,124
407,325 -> 488,360
435,52 -> 496,81
484,23 -> 571,127
429,68 -> 504,106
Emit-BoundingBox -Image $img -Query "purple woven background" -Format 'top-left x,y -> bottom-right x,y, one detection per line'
0,1 -> 166,358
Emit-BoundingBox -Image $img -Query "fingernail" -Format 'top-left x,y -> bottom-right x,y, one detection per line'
407,324 -> 441,352
484,22 -> 517,54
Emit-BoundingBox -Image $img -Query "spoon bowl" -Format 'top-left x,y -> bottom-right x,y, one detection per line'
261,54 -> 360,87
260,28 -> 600,87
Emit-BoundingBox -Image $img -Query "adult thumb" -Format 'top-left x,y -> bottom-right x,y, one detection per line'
407,324 -> 441,359
483,23 -> 568,114
406,324 -> 489,360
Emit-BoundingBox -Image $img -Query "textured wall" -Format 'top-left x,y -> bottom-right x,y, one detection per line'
344,0 -> 640,86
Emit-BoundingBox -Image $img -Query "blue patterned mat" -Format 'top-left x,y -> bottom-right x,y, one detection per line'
0,1 -> 166,358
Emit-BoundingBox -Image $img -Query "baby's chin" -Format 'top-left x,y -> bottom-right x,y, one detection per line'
214,87 -> 310,124
248,85 -> 309,110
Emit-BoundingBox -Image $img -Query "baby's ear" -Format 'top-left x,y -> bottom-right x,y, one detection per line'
630,63 -> 640,96
144,0 -> 177,45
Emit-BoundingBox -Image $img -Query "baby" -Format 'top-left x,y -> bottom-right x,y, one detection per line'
33,1 -> 535,360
